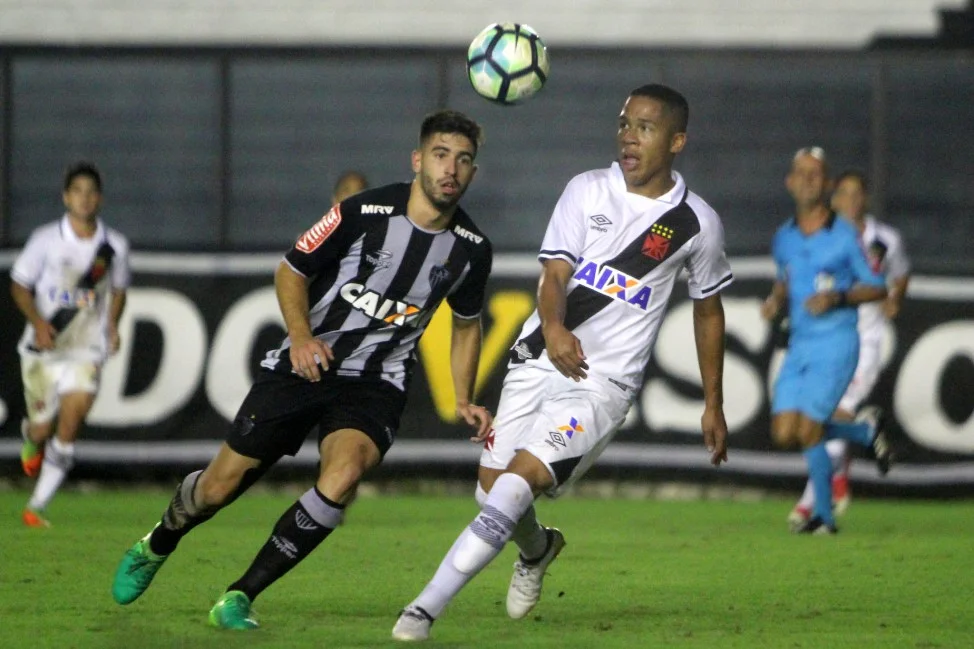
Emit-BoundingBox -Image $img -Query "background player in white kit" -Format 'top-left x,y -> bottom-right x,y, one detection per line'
788,170 -> 910,528
393,84 -> 733,641
10,162 -> 130,527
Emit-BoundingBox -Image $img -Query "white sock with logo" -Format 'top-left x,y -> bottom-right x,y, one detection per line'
410,473 -> 535,618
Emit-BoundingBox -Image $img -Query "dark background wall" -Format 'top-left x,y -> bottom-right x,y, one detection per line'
1,47 -> 971,273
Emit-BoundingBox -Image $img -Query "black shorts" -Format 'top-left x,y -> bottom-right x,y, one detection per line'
225,370 -> 407,462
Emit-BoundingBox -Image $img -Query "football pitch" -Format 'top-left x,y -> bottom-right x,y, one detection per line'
1,489 -> 971,649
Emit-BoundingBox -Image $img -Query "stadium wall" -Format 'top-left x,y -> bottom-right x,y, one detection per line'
0,46 -> 972,273
1,253 -> 972,494
0,0 -> 966,47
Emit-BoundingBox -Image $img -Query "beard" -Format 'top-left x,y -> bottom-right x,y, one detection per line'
421,173 -> 463,210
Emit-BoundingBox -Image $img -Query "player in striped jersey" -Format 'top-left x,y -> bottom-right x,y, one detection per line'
111,110 -> 494,629
394,84 -> 732,641
788,170 -> 910,528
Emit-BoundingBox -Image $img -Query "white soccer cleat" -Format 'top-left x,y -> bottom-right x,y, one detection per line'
392,606 -> 433,642
506,527 -> 566,619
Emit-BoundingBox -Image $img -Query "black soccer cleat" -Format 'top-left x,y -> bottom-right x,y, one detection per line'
859,406 -> 893,476
794,516 -> 838,535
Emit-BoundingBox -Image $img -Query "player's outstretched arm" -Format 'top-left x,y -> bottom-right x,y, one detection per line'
450,314 -> 492,441
693,293 -> 729,466
538,259 -> 588,381
275,261 -> 333,382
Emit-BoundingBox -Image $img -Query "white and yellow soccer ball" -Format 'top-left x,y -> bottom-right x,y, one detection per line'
466,23 -> 550,105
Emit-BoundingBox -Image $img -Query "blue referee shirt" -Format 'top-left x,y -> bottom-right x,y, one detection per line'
772,212 -> 885,341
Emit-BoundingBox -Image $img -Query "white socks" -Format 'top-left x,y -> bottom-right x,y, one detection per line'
411,473 -> 535,618
28,438 -> 75,512
477,480 -> 549,561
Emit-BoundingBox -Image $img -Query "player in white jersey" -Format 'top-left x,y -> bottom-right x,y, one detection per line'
788,170 -> 910,528
10,162 -> 131,527
393,84 -> 733,641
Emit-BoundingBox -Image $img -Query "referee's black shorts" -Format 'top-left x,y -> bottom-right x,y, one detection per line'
225,369 -> 407,462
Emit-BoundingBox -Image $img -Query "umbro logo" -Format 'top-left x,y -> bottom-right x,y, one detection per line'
589,214 -> 612,232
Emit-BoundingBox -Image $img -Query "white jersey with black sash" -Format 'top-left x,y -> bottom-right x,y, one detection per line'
509,163 -> 732,390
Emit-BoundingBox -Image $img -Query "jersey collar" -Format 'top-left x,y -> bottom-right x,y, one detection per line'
59,213 -> 105,243
609,162 -> 686,204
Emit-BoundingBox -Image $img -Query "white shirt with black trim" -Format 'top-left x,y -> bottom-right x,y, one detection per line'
858,214 -> 910,343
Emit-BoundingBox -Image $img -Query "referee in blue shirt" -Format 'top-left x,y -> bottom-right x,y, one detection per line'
761,147 -> 893,534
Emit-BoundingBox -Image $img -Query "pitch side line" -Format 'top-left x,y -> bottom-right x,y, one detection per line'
0,440 -> 971,486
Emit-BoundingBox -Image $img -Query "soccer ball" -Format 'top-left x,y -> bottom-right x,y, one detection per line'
466,23 -> 550,105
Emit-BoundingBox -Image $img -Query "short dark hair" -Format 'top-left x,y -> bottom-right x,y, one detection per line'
63,161 -> 102,192
629,84 -> 689,133
835,169 -> 868,192
420,110 -> 484,156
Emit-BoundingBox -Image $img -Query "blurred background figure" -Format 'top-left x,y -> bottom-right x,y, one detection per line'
332,170 -> 369,204
789,170 -> 911,527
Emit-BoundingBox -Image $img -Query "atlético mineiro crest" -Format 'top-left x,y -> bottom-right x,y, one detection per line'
642,222 -> 674,261
428,264 -> 452,291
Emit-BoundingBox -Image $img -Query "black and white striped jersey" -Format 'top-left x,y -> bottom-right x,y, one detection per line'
261,182 -> 492,391
509,163 -> 732,388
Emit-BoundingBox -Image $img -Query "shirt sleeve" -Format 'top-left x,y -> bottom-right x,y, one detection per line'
447,242 -> 493,319
537,176 -> 587,267
849,231 -> 886,287
885,231 -> 911,281
110,234 -> 132,290
685,214 -> 734,299
10,230 -> 48,289
772,230 -> 788,282
284,204 -> 360,277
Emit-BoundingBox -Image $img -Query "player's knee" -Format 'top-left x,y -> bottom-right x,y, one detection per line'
770,421 -> 796,448
798,426 -> 824,449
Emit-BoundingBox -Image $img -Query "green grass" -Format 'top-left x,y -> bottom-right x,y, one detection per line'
1,489 -> 971,649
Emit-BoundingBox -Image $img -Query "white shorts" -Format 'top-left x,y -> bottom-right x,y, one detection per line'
20,353 -> 101,424
837,338 -> 882,414
480,365 -> 632,497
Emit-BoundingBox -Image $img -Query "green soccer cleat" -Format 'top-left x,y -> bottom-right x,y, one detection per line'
111,528 -> 169,605
209,591 -> 259,630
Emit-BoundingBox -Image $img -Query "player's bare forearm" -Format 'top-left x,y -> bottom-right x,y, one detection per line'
275,262 -> 313,341
760,280 -> 787,320
537,259 -> 589,380
11,281 -> 45,327
450,315 -> 482,406
451,314 -> 493,439
693,294 -> 725,409
537,259 -> 573,334
694,293 -> 729,465
885,275 -> 910,319
109,290 -> 127,329
844,283 -> 888,306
